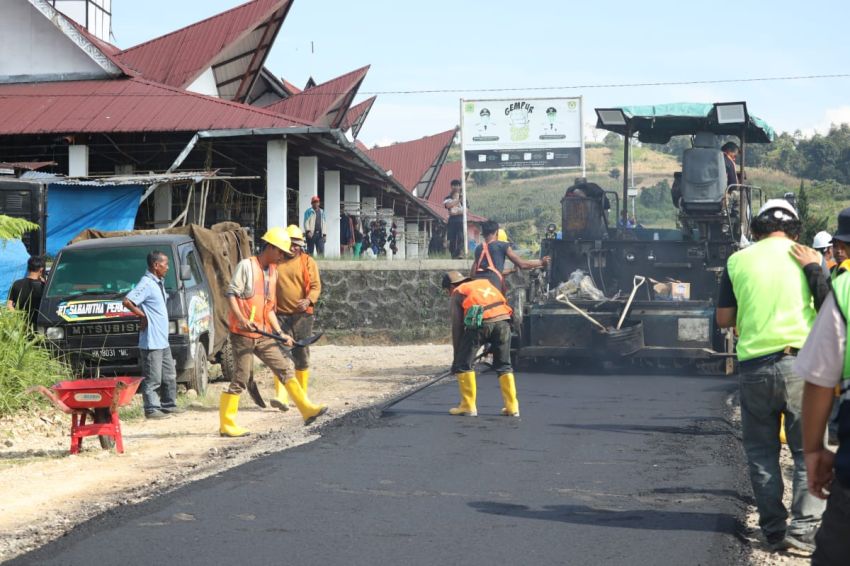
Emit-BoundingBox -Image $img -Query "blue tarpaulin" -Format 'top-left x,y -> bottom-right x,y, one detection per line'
46,184 -> 143,255
0,239 -> 31,300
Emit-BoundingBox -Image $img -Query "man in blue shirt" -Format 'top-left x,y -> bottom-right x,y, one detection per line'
123,250 -> 182,419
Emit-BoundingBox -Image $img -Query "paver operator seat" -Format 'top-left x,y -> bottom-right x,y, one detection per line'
679,131 -> 726,215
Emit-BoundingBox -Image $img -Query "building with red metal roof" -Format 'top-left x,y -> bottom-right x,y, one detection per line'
367,129 -> 458,198
341,96 -> 377,140
263,66 -> 370,128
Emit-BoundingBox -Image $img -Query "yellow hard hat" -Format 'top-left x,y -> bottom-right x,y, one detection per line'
497,228 -> 509,242
261,227 -> 292,253
285,225 -> 305,242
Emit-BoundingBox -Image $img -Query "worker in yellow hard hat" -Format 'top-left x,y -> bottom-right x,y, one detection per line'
219,227 -> 327,437
268,224 -> 322,411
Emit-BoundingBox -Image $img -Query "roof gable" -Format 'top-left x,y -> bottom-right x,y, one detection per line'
340,96 -> 377,139
263,66 -> 369,127
367,129 -> 457,197
0,0 -> 124,84
117,0 -> 292,102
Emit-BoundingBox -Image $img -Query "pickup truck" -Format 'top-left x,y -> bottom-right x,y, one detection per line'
38,224 -> 250,394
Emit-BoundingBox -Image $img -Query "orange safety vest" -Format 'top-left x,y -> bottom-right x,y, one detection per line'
473,240 -> 504,286
454,279 -> 513,321
228,257 -> 278,339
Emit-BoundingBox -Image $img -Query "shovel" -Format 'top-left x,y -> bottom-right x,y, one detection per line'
555,293 -> 608,332
616,276 -> 646,330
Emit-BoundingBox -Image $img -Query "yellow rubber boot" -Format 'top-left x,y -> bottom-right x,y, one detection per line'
499,373 -> 520,417
449,372 -> 477,416
295,369 -> 310,394
269,376 -> 290,412
780,413 -> 787,445
284,378 -> 328,425
219,392 -> 250,437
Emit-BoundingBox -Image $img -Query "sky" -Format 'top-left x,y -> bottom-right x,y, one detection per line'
110,0 -> 850,147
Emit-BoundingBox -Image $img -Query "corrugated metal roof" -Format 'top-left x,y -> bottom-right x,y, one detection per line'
367,129 -> 457,194
263,66 -> 370,127
20,171 -> 215,185
116,0 -> 291,93
0,77 -> 309,135
340,96 -> 376,139
281,78 -> 301,95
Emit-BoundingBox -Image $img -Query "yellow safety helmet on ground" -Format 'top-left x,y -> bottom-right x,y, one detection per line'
285,225 -> 305,242
497,228 -> 509,242
261,227 -> 292,253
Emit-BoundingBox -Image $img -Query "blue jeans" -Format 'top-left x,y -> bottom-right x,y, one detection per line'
739,356 -> 825,537
140,347 -> 178,413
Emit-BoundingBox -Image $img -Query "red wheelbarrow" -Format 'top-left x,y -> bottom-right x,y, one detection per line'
30,377 -> 143,454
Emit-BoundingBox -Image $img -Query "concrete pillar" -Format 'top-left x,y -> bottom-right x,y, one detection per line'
324,170 -> 341,258
394,216 -> 405,260
68,145 -> 89,177
406,222 -> 419,259
298,156 -> 318,232
267,139 -> 288,228
153,185 -> 172,228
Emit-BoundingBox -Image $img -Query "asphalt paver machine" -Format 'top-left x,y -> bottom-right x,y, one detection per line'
515,102 -> 775,373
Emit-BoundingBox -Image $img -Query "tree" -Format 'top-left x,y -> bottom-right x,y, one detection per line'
796,181 -> 828,247
0,215 -> 38,243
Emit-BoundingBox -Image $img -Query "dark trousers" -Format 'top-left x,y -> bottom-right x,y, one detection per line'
277,312 -> 313,370
453,319 -> 512,375
307,232 -> 324,256
447,216 -> 463,258
812,479 -> 850,565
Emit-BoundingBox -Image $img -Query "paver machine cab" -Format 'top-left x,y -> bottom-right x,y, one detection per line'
516,102 -> 775,372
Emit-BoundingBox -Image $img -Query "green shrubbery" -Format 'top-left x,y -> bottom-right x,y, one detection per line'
0,309 -> 71,417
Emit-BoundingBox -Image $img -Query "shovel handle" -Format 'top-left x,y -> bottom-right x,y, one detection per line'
555,294 -> 608,331
616,276 -> 646,330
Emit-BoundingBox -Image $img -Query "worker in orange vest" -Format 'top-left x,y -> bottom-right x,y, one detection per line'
442,271 -> 519,417
220,227 -> 327,437
269,225 -> 322,410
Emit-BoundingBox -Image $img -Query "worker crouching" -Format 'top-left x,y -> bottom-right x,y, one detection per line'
220,227 -> 327,437
442,271 -> 518,417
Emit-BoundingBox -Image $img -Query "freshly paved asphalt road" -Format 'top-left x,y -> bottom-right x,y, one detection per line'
11,372 -> 752,566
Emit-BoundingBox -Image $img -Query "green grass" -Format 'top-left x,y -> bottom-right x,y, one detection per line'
0,310 -> 73,417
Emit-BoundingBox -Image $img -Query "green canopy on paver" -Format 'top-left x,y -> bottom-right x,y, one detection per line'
595,102 -> 775,144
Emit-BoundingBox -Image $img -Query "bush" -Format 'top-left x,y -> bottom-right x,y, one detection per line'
0,309 -> 71,416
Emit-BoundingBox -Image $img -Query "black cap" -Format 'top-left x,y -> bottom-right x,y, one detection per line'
833,207 -> 850,243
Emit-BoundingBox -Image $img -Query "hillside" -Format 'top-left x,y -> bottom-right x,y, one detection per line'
462,143 -> 847,248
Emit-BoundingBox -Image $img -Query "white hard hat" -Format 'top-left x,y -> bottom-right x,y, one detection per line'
813,231 -> 833,250
757,198 -> 799,220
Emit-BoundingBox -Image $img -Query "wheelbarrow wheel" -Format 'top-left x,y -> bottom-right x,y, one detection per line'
93,408 -> 116,450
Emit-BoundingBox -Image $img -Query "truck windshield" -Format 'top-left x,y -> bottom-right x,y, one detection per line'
46,246 -> 178,298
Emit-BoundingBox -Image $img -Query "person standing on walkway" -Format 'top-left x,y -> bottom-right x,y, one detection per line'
303,195 -> 326,256
794,263 -> 850,565
220,227 -> 327,437
268,225 -> 321,411
442,271 -> 518,418
7,255 -> 46,329
444,180 -> 465,259
716,199 -> 825,553
123,251 -> 182,420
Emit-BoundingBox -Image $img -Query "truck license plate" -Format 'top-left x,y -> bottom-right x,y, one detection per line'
95,348 -> 131,359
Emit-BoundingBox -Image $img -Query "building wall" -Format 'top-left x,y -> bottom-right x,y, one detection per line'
0,0 -> 109,82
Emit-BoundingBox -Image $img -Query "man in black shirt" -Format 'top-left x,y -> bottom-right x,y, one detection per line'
7,256 -> 46,328
721,141 -> 740,188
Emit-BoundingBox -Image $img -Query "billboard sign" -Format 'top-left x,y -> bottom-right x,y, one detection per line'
460,97 -> 583,171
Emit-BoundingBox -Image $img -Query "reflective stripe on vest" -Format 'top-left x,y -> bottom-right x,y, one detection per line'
228,257 -> 277,339
726,237 -> 816,361
454,279 -> 513,320
300,253 -> 314,315
829,273 -> 850,486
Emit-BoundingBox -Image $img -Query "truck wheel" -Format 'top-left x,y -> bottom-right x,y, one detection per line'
94,408 -> 115,450
184,342 -> 209,395
220,337 -> 237,385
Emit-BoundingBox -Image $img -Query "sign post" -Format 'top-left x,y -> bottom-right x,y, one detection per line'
459,96 -> 584,253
